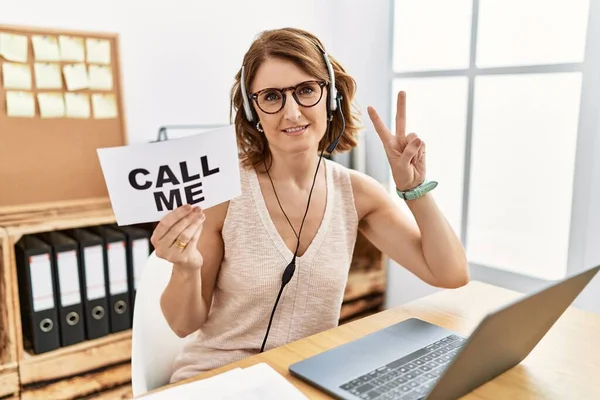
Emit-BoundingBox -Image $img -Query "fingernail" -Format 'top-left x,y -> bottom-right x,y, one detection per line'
194,206 -> 202,214
184,204 -> 192,211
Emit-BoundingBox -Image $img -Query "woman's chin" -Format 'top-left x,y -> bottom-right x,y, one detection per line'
280,140 -> 318,156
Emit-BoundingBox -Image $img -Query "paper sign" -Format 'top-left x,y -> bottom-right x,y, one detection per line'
2,62 -> 32,89
88,65 -> 113,90
58,35 -> 85,61
32,35 -> 60,61
64,93 -> 90,118
34,63 -> 63,89
63,63 -> 88,90
97,125 -> 241,225
0,33 -> 28,62
86,38 -> 111,64
38,93 -> 65,118
92,93 -> 118,119
6,91 -> 35,117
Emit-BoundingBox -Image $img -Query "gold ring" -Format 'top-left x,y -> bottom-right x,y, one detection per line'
174,239 -> 187,249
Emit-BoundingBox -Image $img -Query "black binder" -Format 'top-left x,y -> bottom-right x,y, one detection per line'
62,228 -> 110,340
14,235 -> 61,354
37,231 -> 86,347
110,224 -> 151,308
87,225 -> 131,333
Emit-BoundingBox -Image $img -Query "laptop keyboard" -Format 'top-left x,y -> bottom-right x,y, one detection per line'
339,334 -> 466,400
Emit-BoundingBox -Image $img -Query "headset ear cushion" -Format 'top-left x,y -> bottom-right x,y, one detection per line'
244,102 -> 254,122
330,87 -> 338,111
240,65 -> 254,122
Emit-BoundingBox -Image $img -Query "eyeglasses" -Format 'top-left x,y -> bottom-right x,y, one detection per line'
250,80 -> 327,114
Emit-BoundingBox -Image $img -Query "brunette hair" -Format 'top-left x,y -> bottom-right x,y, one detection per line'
230,27 -> 361,168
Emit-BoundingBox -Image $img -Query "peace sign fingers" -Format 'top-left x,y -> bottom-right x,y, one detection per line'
367,105 -> 394,150
395,91 -> 407,150
369,90 -> 428,191
368,90 -> 411,157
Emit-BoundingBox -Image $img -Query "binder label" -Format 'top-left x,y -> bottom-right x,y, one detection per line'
108,241 -> 128,295
29,254 -> 55,311
132,238 -> 150,290
57,250 -> 82,306
84,245 -> 107,300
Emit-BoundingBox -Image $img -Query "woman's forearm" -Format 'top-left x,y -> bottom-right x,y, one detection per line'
407,193 -> 469,288
160,264 -> 208,337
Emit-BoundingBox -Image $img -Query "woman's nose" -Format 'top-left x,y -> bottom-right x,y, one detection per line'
282,92 -> 302,120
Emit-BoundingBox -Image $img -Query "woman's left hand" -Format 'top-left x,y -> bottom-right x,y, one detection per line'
367,91 -> 426,192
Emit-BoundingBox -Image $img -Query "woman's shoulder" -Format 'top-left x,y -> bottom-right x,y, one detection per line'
325,157 -> 377,191
338,163 -> 390,222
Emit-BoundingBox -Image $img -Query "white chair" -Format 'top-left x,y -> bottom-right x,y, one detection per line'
131,251 -> 190,397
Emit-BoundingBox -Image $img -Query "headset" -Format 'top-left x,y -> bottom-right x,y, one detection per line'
240,43 -> 344,153
238,39 -> 346,352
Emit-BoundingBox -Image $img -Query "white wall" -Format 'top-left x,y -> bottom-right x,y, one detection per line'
576,113 -> 600,313
565,0 -> 600,314
1,0 -> 331,144
325,0 -> 392,182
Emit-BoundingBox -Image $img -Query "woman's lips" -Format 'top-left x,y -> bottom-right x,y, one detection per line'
282,124 -> 309,136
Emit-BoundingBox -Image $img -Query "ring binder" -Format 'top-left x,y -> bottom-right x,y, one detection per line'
87,225 -> 132,333
62,228 -> 111,340
37,231 -> 86,347
109,224 -> 151,310
14,235 -> 61,354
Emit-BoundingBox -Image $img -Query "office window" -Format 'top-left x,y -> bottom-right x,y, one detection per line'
392,0 -> 472,72
476,0 -> 590,68
390,77 -> 468,238
468,73 -> 582,279
391,0 -> 592,280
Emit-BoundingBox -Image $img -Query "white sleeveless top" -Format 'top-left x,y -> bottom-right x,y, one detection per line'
170,158 -> 359,383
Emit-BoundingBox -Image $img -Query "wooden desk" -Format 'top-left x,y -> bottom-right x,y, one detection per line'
147,281 -> 600,399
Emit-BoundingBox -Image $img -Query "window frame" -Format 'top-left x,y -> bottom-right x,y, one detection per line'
389,0 -> 600,282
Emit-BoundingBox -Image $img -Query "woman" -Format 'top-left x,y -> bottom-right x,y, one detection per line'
153,27 -> 469,383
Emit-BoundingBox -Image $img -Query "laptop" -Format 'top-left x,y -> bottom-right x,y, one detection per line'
289,265 -> 600,400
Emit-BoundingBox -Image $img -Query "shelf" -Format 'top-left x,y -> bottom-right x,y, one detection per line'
19,330 -> 131,386
0,363 -> 19,398
21,363 -> 131,400
1,199 -> 116,241
84,383 -> 132,400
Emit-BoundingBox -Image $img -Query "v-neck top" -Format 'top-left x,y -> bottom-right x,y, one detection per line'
169,158 -> 359,383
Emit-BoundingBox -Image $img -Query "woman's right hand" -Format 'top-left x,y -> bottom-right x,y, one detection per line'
151,204 -> 206,269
